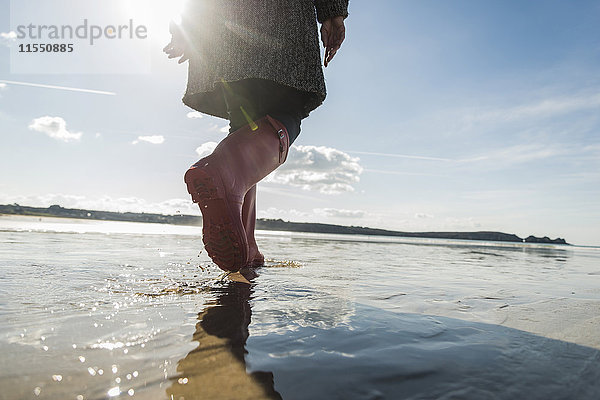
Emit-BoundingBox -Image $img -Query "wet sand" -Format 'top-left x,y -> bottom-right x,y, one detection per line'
1,216 -> 600,399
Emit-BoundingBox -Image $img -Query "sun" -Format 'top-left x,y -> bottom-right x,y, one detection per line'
119,0 -> 187,41
120,0 -> 186,21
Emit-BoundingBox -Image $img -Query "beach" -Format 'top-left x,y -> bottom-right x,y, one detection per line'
1,215 -> 599,399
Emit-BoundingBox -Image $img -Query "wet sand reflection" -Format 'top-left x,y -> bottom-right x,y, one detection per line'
166,269 -> 282,400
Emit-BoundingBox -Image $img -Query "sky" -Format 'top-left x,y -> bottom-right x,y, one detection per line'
1,0 -> 599,246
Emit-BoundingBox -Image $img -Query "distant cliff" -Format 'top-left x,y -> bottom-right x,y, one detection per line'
255,219 -> 524,242
0,204 -> 569,245
0,203 -> 201,226
524,235 -> 568,245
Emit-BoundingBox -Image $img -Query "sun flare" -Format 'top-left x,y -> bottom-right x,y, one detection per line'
120,0 -> 187,41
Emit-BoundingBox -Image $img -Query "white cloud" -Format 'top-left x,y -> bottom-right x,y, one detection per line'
268,145 -> 364,194
257,207 -> 366,222
363,168 -> 447,177
463,92 -> 600,125
0,31 -> 16,46
257,185 -> 324,201
206,123 -> 229,133
442,217 -> 482,230
195,141 -> 217,158
0,31 -> 16,40
191,143 -> 363,194
28,116 -> 82,142
463,143 -> 564,166
314,208 -> 365,218
0,83 -> 6,89
415,213 -> 434,219
461,189 -> 537,202
345,150 -> 454,162
186,111 -> 203,119
257,207 -> 310,220
583,144 -> 600,153
132,135 -> 165,145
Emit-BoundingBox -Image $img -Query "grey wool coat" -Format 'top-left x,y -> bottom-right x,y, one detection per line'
181,0 -> 349,119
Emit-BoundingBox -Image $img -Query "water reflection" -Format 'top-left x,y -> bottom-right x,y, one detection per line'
166,269 -> 282,400
463,245 -> 571,260
244,303 -> 600,400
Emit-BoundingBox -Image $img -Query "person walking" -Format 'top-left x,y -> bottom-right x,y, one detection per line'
164,0 -> 349,272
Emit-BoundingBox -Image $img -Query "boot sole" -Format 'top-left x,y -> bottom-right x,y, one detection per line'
184,165 -> 248,271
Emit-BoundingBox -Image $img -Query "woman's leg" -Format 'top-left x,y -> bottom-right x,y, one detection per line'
222,80 -> 305,268
187,79 -> 305,271
241,185 -> 264,267
184,115 -> 290,272
222,81 -> 267,267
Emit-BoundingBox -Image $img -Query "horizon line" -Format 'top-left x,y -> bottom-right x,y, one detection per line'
0,202 -> 571,245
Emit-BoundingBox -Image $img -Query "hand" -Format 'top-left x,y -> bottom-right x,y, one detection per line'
163,21 -> 189,64
320,16 -> 346,67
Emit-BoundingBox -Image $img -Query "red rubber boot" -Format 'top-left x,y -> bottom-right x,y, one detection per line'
184,116 -> 289,272
242,185 -> 265,267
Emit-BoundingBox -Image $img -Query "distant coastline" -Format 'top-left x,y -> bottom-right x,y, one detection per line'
0,204 -> 569,245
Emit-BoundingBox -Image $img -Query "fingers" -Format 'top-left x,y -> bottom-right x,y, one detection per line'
178,54 -> 189,64
335,26 -> 346,48
324,45 -> 338,67
164,41 -> 186,60
163,42 -> 179,55
165,48 -> 188,63
322,18 -> 345,67
320,24 -> 330,48
323,37 -> 342,67
164,23 -> 189,63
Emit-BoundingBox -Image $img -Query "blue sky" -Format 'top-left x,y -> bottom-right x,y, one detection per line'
1,0 -> 599,246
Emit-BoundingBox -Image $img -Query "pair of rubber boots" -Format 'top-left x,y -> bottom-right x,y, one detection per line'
184,115 -> 289,272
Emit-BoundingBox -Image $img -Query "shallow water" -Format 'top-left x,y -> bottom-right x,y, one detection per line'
1,216 -> 600,399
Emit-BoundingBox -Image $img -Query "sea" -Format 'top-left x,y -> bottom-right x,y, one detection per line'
1,215 -> 600,400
